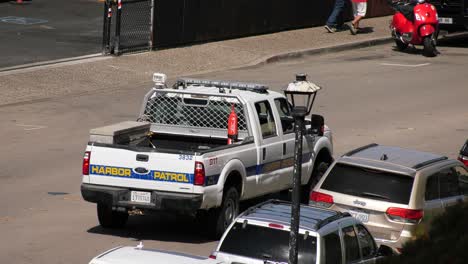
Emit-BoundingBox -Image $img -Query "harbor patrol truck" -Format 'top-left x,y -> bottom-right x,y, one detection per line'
81,73 -> 333,237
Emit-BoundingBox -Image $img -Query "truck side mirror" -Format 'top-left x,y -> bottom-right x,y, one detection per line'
310,114 -> 324,136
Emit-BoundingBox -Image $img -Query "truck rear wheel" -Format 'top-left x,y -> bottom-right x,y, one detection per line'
97,203 -> 128,228
300,161 -> 329,204
212,187 -> 239,238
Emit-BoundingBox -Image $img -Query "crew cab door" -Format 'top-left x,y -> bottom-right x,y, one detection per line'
253,100 -> 284,195
274,97 -> 313,188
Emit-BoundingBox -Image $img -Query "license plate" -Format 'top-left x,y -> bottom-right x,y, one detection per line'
438,17 -> 453,24
131,191 -> 151,203
349,210 -> 369,223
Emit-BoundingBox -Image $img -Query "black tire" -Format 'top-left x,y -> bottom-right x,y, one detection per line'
212,187 -> 239,238
97,203 -> 128,228
423,36 -> 437,57
300,161 -> 329,204
395,39 -> 408,51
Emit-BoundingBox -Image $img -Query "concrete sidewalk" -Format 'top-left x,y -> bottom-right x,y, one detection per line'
0,16 -> 392,107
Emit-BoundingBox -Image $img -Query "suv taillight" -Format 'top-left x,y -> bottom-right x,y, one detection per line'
458,155 -> 468,167
82,151 -> 91,175
310,191 -> 334,207
386,207 -> 423,223
194,161 -> 205,186
209,251 -> 217,259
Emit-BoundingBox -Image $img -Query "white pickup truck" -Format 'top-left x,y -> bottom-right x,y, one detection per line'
81,74 -> 333,237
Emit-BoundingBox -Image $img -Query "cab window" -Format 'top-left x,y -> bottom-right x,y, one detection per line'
438,168 -> 460,198
323,231 -> 342,264
342,225 -> 360,263
356,224 -> 376,259
425,175 -> 439,201
255,101 -> 277,138
453,166 -> 468,195
274,98 -> 294,134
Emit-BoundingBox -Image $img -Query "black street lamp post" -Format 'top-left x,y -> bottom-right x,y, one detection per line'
283,73 -> 321,264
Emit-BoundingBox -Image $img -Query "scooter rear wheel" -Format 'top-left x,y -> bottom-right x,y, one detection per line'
395,39 -> 408,51
423,36 -> 437,57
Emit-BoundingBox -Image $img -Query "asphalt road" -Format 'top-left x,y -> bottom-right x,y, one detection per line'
0,0 -> 102,68
0,39 -> 467,264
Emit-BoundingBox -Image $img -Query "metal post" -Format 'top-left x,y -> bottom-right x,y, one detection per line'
289,111 -> 305,264
149,0 -> 155,50
114,0 -> 122,55
102,0 -> 113,54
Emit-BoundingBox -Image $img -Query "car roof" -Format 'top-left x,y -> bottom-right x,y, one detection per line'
90,246 -> 221,264
238,200 -> 350,232
340,143 -> 448,173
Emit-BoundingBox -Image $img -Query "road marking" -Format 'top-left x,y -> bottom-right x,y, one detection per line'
380,63 -> 430,67
15,124 -> 47,131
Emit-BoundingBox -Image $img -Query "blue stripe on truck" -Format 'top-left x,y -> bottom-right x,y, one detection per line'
89,165 -> 194,184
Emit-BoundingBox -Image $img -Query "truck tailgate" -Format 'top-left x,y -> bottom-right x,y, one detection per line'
88,146 -> 195,193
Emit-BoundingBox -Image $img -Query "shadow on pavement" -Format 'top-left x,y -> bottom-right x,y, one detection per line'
86,192 -> 290,243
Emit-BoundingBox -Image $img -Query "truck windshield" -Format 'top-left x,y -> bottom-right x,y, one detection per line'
321,163 -> 414,204
219,223 -> 316,264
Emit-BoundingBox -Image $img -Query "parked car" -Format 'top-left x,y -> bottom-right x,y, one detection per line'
88,243 -> 224,264
310,143 -> 468,253
458,139 -> 468,167
211,200 -> 392,264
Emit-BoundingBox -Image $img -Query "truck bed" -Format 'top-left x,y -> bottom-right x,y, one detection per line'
135,133 -> 228,152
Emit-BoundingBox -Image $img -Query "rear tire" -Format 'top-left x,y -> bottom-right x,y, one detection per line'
97,203 -> 128,228
395,39 -> 408,51
212,187 -> 239,238
423,36 -> 437,57
300,161 -> 329,204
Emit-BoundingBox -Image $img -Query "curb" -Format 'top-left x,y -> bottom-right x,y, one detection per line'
0,53 -> 107,74
263,37 -> 393,64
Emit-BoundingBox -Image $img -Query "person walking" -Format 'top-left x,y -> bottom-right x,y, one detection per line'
349,0 -> 367,35
325,0 -> 348,33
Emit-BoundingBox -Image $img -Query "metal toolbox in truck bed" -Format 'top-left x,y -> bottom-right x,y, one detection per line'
89,121 -> 150,144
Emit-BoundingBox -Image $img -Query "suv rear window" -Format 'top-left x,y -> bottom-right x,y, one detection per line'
321,163 -> 414,204
219,223 -> 316,264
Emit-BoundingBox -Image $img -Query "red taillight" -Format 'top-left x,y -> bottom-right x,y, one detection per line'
209,252 -> 217,259
310,191 -> 334,204
458,155 -> 468,166
386,207 -> 423,223
82,151 -> 91,175
268,223 -> 284,229
194,161 -> 205,186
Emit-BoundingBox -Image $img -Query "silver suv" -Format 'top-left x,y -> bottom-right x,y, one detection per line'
310,143 -> 468,253
211,200 -> 391,264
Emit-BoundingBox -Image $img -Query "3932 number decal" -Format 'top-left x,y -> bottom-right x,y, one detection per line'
178,155 -> 193,160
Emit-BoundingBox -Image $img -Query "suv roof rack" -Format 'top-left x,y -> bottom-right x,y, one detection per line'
343,143 -> 379,157
174,78 -> 269,94
239,199 -> 351,231
412,156 -> 448,169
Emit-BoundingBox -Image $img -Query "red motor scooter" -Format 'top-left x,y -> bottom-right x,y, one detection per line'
389,0 -> 439,57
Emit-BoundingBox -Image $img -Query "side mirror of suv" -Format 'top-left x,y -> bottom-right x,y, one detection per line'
376,245 -> 394,257
310,114 -> 324,136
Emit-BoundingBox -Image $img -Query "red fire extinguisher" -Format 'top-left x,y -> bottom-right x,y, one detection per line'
227,104 -> 238,145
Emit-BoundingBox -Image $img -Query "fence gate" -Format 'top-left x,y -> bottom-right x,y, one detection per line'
102,0 -> 154,55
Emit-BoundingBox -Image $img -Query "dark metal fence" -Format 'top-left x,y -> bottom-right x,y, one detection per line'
103,0 -> 393,55
102,0 -> 153,55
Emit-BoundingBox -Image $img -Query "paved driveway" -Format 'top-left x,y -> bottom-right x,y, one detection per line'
0,0 -> 102,68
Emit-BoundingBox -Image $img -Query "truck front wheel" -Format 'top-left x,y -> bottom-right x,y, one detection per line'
97,203 -> 128,228
300,161 -> 329,204
213,187 -> 239,238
